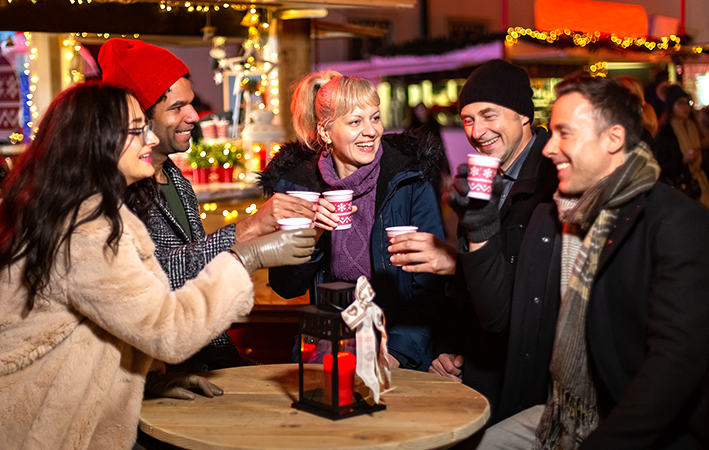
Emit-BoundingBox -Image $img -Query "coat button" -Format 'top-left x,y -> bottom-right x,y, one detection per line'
509,255 -> 516,264
542,237 -> 550,243
534,297 -> 540,304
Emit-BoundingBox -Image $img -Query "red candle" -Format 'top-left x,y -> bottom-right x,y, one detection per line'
323,351 -> 355,406
301,343 -> 316,362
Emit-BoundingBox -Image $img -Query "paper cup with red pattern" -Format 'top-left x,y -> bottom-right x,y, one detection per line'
467,154 -> 500,200
323,190 -> 353,230
286,190 -> 320,204
277,218 -> 312,230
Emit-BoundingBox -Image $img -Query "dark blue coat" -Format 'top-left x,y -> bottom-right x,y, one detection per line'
259,131 -> 447,370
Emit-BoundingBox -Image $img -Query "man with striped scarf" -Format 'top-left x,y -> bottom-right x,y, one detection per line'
456,76 -> 709,449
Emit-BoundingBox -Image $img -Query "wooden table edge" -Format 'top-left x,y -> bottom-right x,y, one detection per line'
139,364 -> 490,450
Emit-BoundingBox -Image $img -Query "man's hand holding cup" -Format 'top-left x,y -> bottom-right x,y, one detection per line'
447,155 -> 503,248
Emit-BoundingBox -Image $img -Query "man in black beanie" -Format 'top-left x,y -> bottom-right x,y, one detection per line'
389,59 -> 558,427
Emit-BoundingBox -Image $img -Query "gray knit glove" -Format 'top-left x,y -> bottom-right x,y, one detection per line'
230,228 -> 316,274
447,163 -> 503,243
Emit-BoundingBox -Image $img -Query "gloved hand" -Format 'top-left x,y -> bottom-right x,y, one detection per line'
144,372 -> 223,400
446,163 -> 503,243
230,228 -> 316,274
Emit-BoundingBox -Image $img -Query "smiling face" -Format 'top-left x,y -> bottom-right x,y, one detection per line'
319,104 -> 383,178
118,95 -> 159,186
460,102 -> 531,172
543,92 -> 626,196
150,76 -> 199,157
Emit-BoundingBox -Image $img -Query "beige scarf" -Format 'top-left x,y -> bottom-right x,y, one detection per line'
671,117 -> 709,207
535,143 -> 660,450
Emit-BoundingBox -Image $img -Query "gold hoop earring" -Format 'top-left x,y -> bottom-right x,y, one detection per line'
325,141 -> 333,154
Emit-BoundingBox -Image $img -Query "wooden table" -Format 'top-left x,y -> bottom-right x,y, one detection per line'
140,364 -> 489,450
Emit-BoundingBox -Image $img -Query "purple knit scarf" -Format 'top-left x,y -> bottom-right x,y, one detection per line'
318,145 -> 382,282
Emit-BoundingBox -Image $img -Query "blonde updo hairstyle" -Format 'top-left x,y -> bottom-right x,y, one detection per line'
291,70 -> 380,151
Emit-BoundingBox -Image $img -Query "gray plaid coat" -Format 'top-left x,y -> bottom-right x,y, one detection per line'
147,159 -> 236,291
147,158 -> 241,373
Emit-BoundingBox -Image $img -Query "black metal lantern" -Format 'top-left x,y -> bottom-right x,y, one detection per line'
291,281 -> 386,420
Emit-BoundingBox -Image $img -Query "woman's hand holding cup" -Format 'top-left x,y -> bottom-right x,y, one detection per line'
313,197 -> 340,231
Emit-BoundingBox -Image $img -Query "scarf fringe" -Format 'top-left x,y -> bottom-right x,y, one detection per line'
535,385 -> 599,450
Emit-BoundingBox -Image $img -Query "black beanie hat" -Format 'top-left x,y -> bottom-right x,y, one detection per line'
663,84 -> 689,115
458,59 -> 535,120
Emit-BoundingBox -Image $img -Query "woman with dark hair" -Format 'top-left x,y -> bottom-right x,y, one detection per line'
0,82 -> 314,450
259,71 -> 447,371
654,84 -> 709,206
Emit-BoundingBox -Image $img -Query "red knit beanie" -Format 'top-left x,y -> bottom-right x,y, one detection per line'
98,38 -> 189,111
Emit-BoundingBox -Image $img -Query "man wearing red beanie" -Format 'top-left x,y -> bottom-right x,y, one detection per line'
98,39 -> 315,397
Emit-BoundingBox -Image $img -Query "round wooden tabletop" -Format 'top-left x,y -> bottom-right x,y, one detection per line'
140,364 -> 489,450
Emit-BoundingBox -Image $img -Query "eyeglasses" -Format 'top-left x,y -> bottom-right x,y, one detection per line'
127,121 -> 153,145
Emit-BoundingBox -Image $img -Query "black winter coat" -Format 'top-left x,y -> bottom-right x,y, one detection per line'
468,183 -> 709,449
441,127 -> 558,425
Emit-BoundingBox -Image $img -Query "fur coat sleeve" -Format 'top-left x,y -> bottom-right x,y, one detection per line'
0,197 -> 253,450
65,202 -> 254,364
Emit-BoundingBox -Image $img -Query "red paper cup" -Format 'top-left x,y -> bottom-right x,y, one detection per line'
216,121 -> 229,139
467,154 -> 500,200
323,190 -> 353,230
217,166 -> 234,183
192,167 -> 209,184
277,218 -> 312,230
201,120 -> 217,141
286,190 -> 320,204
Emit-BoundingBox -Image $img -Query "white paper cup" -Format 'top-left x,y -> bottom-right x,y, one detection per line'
386,226 -> 418,255
323,190 -> 353,230
277,217 -> 312,230
385,226 -> 419,242
467,154 -> 500,200
287,190 -> 320,204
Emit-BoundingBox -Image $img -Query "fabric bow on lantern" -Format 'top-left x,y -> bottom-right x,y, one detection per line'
340,276 -> 391,404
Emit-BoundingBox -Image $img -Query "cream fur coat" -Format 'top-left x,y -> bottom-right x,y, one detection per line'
0,196 -> 254,450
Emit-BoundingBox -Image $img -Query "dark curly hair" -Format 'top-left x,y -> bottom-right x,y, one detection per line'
0,81 -> 143,310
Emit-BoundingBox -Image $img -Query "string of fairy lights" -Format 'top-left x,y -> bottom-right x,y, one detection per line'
503,27 -> 696,78
5,0 -> 251,11
505,26 -> 683,51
